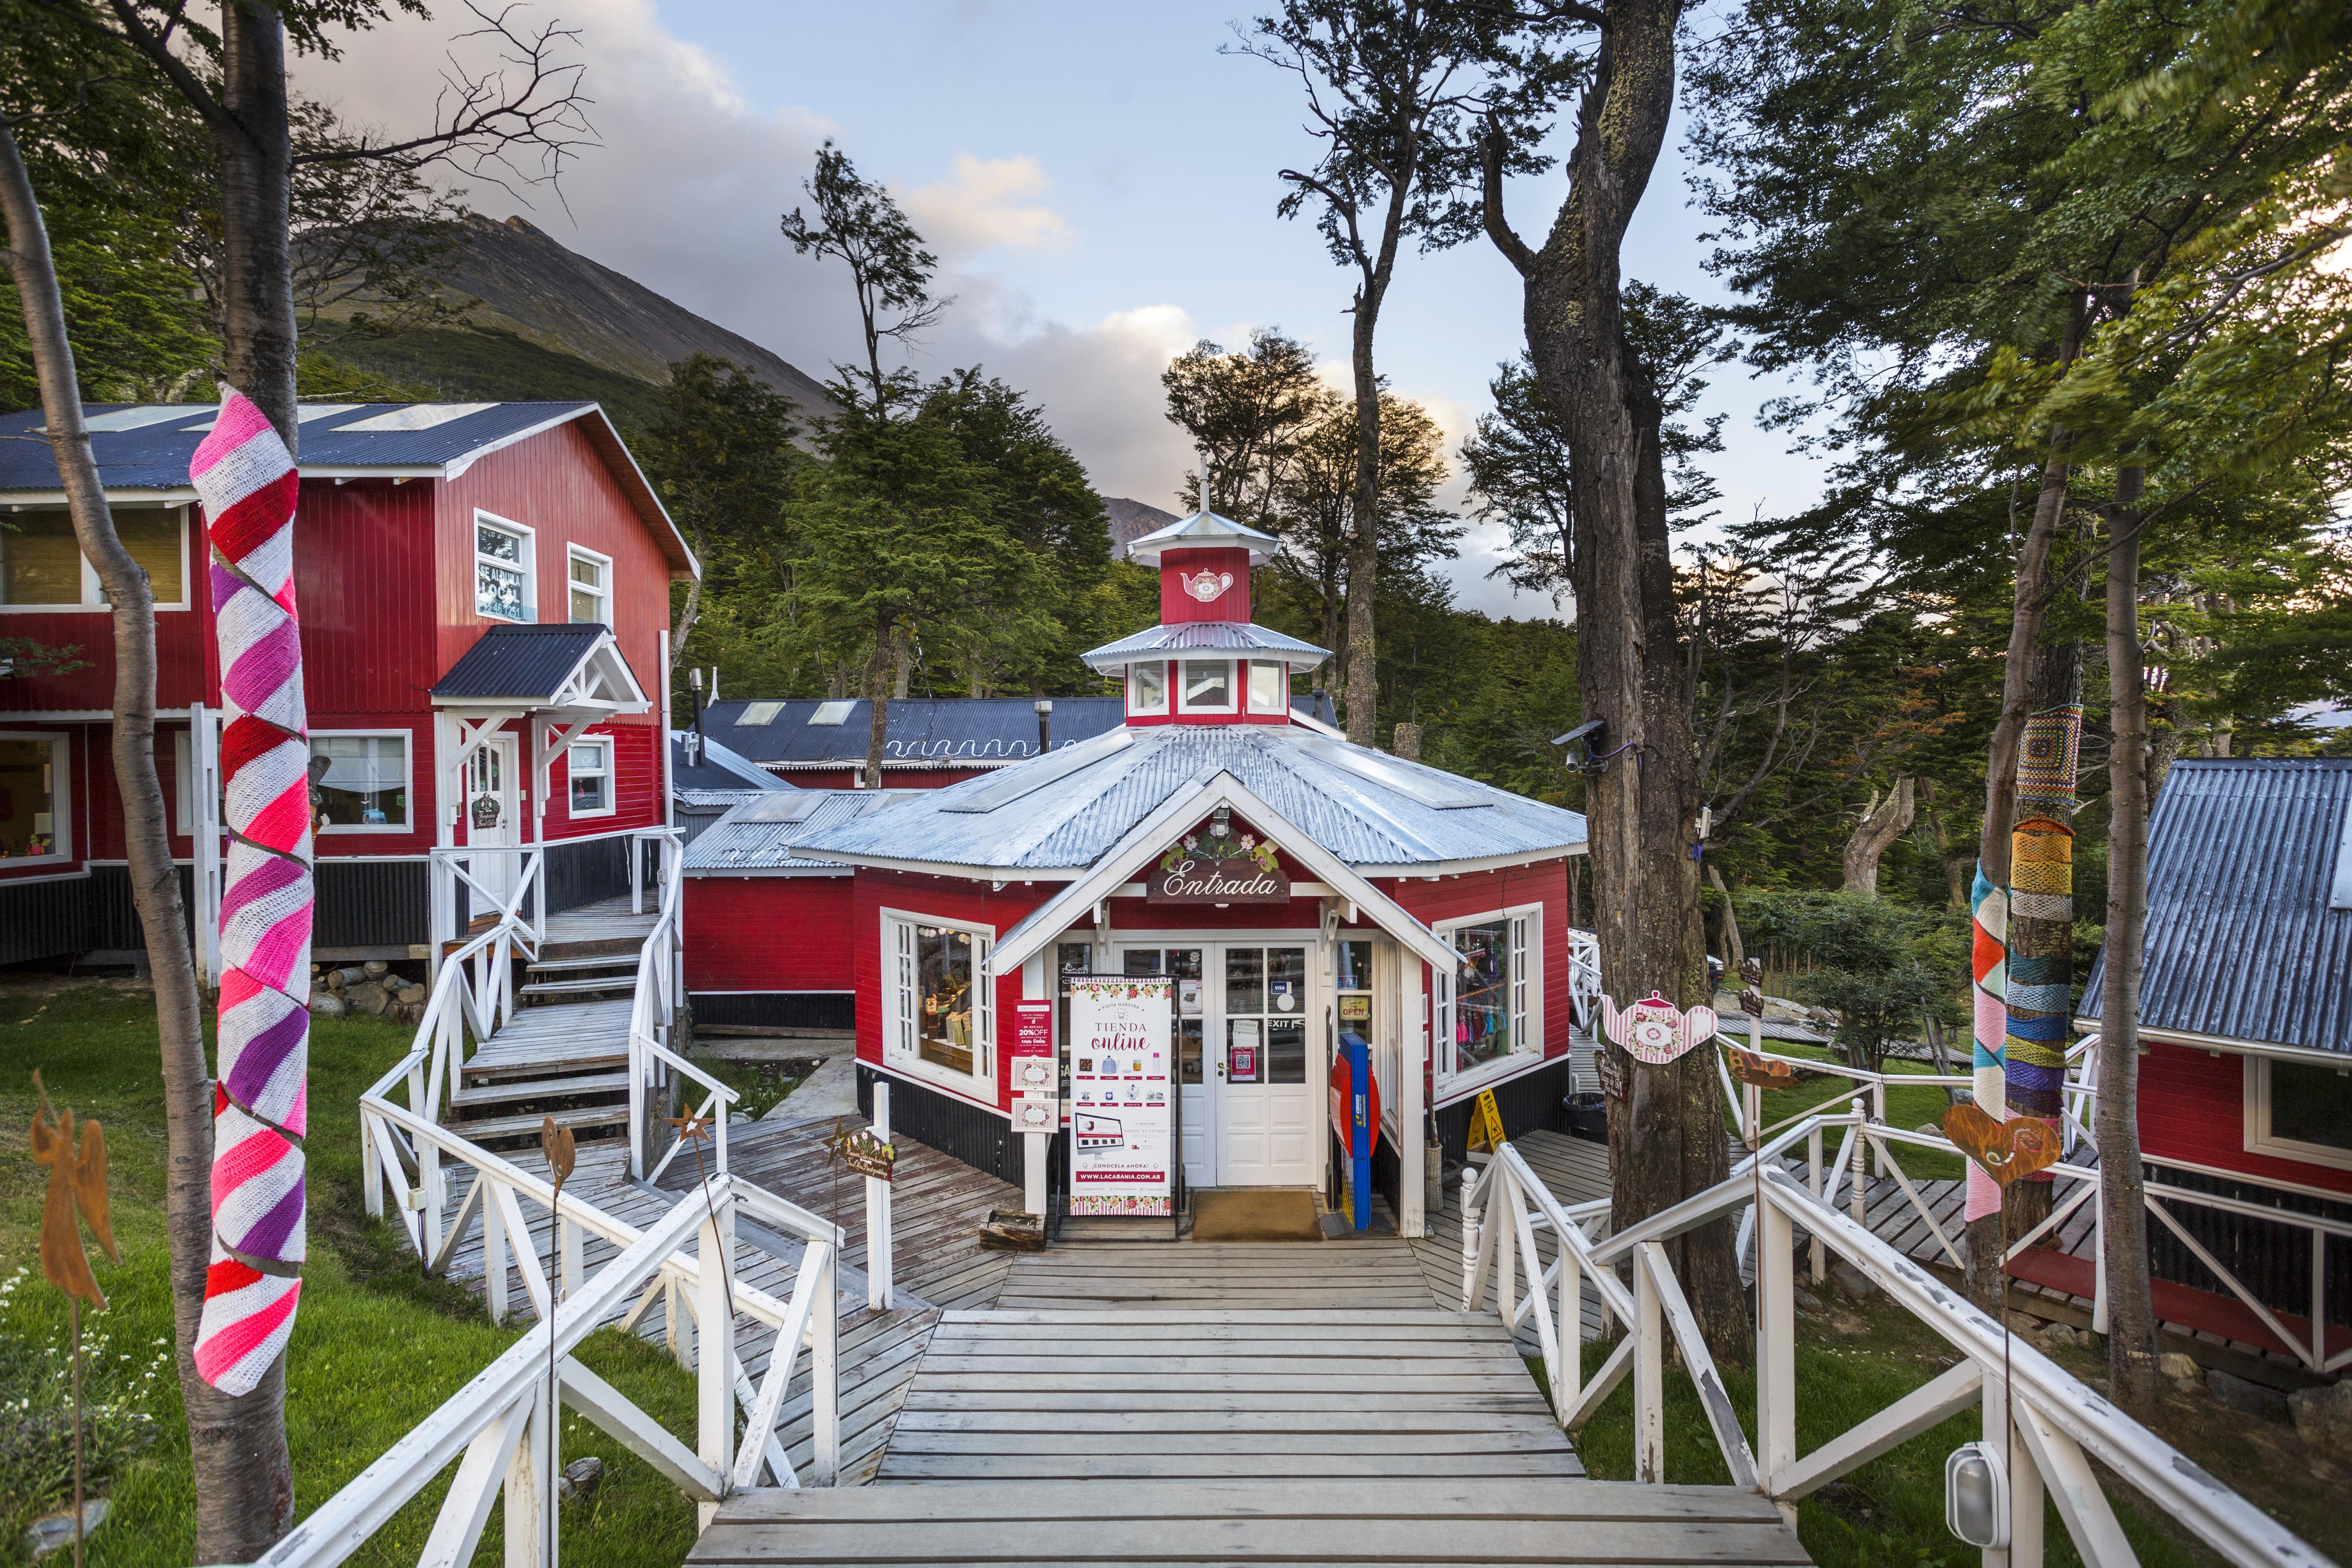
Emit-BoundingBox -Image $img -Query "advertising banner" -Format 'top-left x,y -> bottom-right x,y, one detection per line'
1066,977 -> 1175,1216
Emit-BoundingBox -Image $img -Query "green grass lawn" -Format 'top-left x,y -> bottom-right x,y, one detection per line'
0,983 -> 700,1568
1730,1037 -> 1971,1182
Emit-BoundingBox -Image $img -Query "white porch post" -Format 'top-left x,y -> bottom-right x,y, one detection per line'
1399,942 -> 1427,1237
1023,953 -> 1051,1218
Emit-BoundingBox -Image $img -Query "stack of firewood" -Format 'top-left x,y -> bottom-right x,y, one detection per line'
307,960 -> 430,1024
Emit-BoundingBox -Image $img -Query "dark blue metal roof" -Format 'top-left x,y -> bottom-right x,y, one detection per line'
2082,758 -> 2352,1055
0,402 -> 600,492
701,694 -> 1341,772
431,623 -> 608,700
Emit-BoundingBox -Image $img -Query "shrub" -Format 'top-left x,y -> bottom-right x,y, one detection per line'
1737,890 -> 1968,1075
0,1269 -> 169,1555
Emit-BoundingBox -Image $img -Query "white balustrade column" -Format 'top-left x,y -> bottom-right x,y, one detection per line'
1633,1246 -> 1665,1483
866,1083 -> 894,1310
1757,1195 -> 1798,1525
696,1197 -> 735,1529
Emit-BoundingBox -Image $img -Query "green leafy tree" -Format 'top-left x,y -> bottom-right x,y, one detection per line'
1738,888 -> 1968,1077
1162,328 -> 1330,524
782,140 -> 948,417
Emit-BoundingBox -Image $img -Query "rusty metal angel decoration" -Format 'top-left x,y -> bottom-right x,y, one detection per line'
31,1071 -> 119,1568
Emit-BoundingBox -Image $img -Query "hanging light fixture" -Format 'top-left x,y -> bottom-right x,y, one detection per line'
1945,1442 -> 2010,1548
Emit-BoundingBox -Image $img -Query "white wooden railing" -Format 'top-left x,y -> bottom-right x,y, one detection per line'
428,826 -> 682,970
1566,928 -> 1603,1032
236,1166 -> 842,1568
629,837 -> 739,1181
1460,1129 -> 2328,1568
1717,1034 -> 2350,1375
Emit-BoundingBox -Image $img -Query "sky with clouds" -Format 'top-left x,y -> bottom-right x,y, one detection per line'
296,0 -> 1823,618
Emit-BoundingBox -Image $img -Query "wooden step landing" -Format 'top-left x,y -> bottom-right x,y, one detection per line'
449,1103 -> 629,1143
462,999 -> 632,1080
997,1240 -> 1438,1312
873,1307 -> 1575,1484
689,1478 -> 1810,1565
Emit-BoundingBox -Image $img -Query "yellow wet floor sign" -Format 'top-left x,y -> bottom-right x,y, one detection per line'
1465,1089 -> 1506,1153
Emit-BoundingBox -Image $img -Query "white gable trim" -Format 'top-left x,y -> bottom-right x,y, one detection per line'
988,768 -> 1458,977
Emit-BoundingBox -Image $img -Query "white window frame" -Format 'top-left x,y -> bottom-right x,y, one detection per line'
0,730 -> 73,870
566,544 -> 612,627
2245,1054 -> 2352,1172
883,906 -> 998,1106
308,729 -> 413,834
173,728 -> 225,839
566,734 -> 615,819
1177,656 -> 1238,715
1128,660 -> 1169,716
1433,902 -> 1545,1096
1246,659 -> 1288,714
1,505 -> 190,614
473,509 -> 536,623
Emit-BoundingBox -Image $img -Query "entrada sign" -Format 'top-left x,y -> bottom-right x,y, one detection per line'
1148,828 -> 1289,903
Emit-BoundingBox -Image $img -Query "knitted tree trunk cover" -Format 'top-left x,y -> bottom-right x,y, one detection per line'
190,389 -> 311,1396
2004,703 -> 2083,1184
1966,865 -> 2009,1223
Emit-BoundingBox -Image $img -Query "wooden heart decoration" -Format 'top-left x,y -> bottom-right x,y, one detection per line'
1726,1047 -> 1820,1090
1940,1104 -> 2061,1186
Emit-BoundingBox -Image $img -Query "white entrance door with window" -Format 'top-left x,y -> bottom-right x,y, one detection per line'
1118,940 -> 1316,1189
463,734 -> 520,916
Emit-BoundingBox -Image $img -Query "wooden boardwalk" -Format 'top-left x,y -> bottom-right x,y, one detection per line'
997,1239 -> 1438,1311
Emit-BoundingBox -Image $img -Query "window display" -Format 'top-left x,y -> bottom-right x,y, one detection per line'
913,924 -> 978,1075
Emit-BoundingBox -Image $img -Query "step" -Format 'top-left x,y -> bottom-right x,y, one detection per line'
450,1104 -> 630,1143
520,975 -> 639,998
525,953 -> 643,975
450,1071 -> 630,1111
536,937 -> 643,963
688,1479 -> 1808,1565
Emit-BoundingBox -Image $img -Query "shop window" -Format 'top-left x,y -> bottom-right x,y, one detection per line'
1437,907 -> 1540,1084
1179,658 -> 1234,714
1124,946 -> 1206,1085
1247,660 -> 1287,714
2,507 -> 186,609
889,913 -> 994,1092
0,735 -> 68,864
2248,1056 -> 2352,1170
475,512 -> 533,622
567,546 -> 611,625
310,733 -> 409,830
567,737 -> 612,816
1128,660 -> 1168,715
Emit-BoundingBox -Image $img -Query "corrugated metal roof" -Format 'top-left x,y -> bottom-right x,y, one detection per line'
2081,758 -> 2352,1054
699,694 -> 1340,769
670,730 -> 794,793
0,401 -> 593,490
684,789 -> 912,872
786,723 -> 1587,874
1080,621 -> 1331,673
431,623 -> 608,700
1125,508 -> 1282,565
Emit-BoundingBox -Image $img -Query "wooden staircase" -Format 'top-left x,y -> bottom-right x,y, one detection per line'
445,909 -> 654,1148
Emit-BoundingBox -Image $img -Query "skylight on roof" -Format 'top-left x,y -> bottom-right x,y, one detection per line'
173,403 -> 371,434
333,403 -> 497,433
79,407 -> 210,434
1290,735 -> 1491,809
808,700 -> 856,727
739,701 -> 786,725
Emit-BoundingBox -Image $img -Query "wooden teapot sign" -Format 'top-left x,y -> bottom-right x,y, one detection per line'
1598,991 -> 1720,1066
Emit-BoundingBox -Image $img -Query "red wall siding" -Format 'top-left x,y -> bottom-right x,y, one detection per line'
287,481 -> 440,717
685,874 -> 857,991
853,871 -> 1052,1114
543,721 -> 663,839
2140,1041 -> 2352,1196
1159,547 -> 1254,623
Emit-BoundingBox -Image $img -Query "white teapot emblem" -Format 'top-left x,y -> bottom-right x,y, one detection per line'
1180,569 -> 1234,603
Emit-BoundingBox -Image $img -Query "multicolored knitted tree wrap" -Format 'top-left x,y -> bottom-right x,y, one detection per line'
2003,704 -> 2082,1174
191,389 -> 311,1397
1966,864 -> 2008,1222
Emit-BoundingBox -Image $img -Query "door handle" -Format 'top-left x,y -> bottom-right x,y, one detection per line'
1216,1060 -> 1225,1079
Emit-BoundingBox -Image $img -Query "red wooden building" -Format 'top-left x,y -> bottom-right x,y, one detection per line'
0,400 -> 693,970
683,508 -> 1593,1237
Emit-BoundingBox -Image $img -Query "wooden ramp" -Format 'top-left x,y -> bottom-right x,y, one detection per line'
688,1478 -> 1807,1565
997,1239 -> 1437,1311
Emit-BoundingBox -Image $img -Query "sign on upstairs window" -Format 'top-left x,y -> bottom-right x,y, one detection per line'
475,513 -> 533,622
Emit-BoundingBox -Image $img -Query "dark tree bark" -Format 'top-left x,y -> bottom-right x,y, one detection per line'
1344,296 -> 1385,745
864,615 -> 892,789
1839,776 -> 1914,897
1483,0 -> 1744,1353
2101,466 -> 2160,1410
1,111 -> 296,1560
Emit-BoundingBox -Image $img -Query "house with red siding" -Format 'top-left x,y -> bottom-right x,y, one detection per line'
681,508 -> 1592,1238
2078,757 -> 2351,1370
0,401 -> 693,971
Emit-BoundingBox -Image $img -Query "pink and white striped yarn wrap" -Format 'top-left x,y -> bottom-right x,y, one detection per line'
191,389 -> 312,1397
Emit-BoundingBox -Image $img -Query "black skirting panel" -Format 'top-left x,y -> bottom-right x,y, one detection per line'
690,992 -> 854,1032
2143,1163 -> 2352,1329
1431,1055 -> 1576,1165
544,834 -> 632,916
85,864 -> 196,952
0,875 -> 92,964
314,860 -> 429,948
858,1064 -> 1018,1185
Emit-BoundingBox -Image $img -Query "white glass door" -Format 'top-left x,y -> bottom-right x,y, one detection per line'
1215,944 -> 1313,1186
463,735 -> 519,913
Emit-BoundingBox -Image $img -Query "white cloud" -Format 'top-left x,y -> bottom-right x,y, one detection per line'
905,154 -> 1074,255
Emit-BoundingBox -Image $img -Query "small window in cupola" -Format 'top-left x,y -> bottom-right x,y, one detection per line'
1129,661 -> 1168,715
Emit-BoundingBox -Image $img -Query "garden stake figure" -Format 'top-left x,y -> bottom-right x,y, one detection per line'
538,1117 -> 577,1558
31,1071 -> 118,1568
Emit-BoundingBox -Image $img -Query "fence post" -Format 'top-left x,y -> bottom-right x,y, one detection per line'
697,1195 -> 735,1529
1634,1245 -> 1665,1483
1460,1169 -> 1485,1312
361,1109 -> 384,1223
1497,1165 -> 1518,1332
504,1390 -> 550,1568
867,1083 -> 894,1311
1757,1194 -> 1797,1524
1871,1080 -> 1888,1176
1556,1227 -> 1582,1420
814,1240 -> 841,1485
1806,1126 -> 1826,1282
484,1179 -> 510,1324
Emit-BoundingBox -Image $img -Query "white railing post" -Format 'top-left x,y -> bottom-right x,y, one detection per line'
484,1177 -> 510,1324
630,835 -> 643,915
1807,1124 -> 1826,1282
1871,1080 -> 1888,1176
503,1389 -> 550,1568
1633,1244 -> 1665,1483
361,1107 -> 384,1223
814,1239 -> 840,1486
696,1195 -> 735,1529
1556,1217 -> 1581,1418
1496,1167 -> 1518,1332
1757,1194 -> 1797,1524
867,1082 -> 894,1311
1461,1168 -> 1486,1312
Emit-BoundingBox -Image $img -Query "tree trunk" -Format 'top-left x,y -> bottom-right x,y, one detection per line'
1,115 -> 295,1561
2100,468 -> 2160,1411
1706,863 -> 1743,977
669,516 -> 708,672
1839,776 -> 1914,896
1343,306 -> 1381,746
864,618 -> 892,789
892,625 -> 915,700
215,4 -> 299,442
1499,0 -> 1741,1353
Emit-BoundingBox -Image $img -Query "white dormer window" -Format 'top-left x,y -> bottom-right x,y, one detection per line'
1129,661 -> 1169,715
1247,661 -> 1287,714
475,512 -> 533,622
567,546 -> 611,625
1179,658 -> 1235,714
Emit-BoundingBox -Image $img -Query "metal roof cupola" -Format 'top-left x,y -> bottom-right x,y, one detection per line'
1082,495 -> 1330,728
